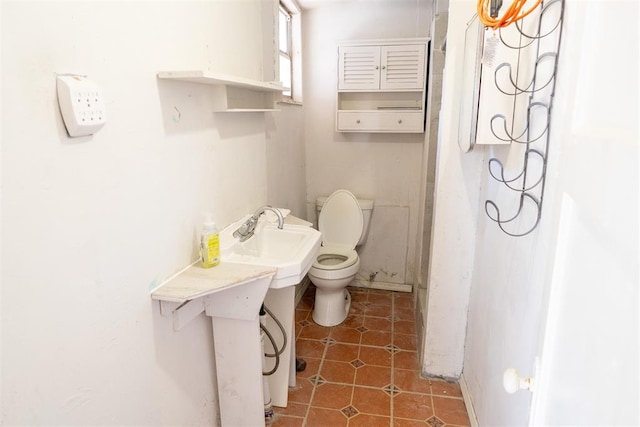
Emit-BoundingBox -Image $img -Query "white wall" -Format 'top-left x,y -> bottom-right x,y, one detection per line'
1,1 -> 306,425
0,0 -> 4,419
420,0 -> 485,379
426,0 -> 639,425
266,103 -> 307,217
303,0 -> 431,290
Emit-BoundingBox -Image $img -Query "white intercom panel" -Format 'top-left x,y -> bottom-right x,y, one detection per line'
56,75 -> 106,137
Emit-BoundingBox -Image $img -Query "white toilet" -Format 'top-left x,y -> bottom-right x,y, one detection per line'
308,189 -> 374,327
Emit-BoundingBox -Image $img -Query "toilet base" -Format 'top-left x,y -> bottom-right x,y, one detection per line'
312,288 -> 351,327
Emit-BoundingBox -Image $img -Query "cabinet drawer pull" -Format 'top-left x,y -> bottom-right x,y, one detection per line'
398,119 -> 403,124
356,119 -> 361,124
375,66 -> 379,70
382,65 -> 386,70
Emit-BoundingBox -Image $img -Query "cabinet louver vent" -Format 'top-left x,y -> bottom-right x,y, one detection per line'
385,48 -> 422,85
340,47 -> 381,89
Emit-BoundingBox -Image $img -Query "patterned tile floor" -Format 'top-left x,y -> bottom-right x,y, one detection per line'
270,285 -> 470,427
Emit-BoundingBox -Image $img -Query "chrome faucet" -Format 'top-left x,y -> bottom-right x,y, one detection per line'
233,206 -> 284,242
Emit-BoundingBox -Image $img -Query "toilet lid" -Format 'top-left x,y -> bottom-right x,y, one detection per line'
318,189 -> 364,250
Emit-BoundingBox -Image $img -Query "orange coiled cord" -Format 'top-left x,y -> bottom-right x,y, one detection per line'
477,0 -> 543,29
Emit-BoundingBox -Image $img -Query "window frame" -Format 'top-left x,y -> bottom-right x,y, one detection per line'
278,0 -> 302,104
279,4 -> 293,98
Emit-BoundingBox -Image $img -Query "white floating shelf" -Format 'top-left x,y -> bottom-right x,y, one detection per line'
158,70 -> 284,112
157,70 -> 284,92
213,108 -> 282,113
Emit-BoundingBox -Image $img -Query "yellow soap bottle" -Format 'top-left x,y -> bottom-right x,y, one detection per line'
200,215 -> 220,268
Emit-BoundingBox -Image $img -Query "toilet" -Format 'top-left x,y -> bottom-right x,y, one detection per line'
308,189 -> 374,327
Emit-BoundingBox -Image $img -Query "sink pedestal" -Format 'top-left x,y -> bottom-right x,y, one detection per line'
151,263 -> 277,427
204,276 -> 272,427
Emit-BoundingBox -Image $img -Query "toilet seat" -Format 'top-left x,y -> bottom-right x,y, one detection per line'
312,246 -> 358,271
318,189 -> 364,250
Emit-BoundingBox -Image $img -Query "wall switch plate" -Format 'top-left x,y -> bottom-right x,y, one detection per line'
56,75 -> 106,137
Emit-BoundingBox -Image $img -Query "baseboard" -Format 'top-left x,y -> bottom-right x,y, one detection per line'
459,373 -> 479,427
294,275 -> 311,307
352,277 -> 412,293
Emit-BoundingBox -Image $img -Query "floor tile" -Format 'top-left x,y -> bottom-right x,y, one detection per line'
354,364 -> 391,388
432,396 -> 470,426
368,292 -> 392,305
271,415 -> 304,426
330,326 -> 363,344
395,319 -> 417,335
352,386 -> 391,416
394,307 -> 416,321
393,392 -> 434,421
342,314 -> 365,328
325,342 -> 360,362
296,356 -> 321,380
320,359 -> 356,384
311,383 -> 352,410
295,338 -> 325,359
361,330 -> 392,347
394,350 -> 419,370
359,345 -> 392,367
275,401 -> 308,417
349,412 -> 392,426
298,323 -> 331,340
394,332 -> 418,351
366,303 -> 393,317
364,316 -> 392,332
287,377 -> 314,405
394,368 -> 432,394
305,407 -> 349,427
295,308 -> 310,322
430,379 -> 463,398
270,286 -> 470,427
395,418 -> 430,426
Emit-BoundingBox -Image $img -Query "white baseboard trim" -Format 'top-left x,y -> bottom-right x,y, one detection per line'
294,275 -> 311,307
352,278 -> 412,293
459,373 -> 479,427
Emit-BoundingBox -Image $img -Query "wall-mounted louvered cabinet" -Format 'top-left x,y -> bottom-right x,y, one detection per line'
337,39 -> 429,133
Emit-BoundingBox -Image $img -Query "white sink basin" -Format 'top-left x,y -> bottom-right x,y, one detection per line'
220,215 -> 321,289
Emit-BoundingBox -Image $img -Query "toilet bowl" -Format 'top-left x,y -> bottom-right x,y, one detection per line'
308,189 -> 374,327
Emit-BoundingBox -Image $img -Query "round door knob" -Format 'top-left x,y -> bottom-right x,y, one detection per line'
503,368 -> 534,394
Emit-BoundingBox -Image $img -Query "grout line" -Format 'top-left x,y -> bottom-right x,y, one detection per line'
390,291 -> 395,427
301,311 -> 329,424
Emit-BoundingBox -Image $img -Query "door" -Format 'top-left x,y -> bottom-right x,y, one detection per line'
338,45 -> 381,90
380,44 -> 426,90
528,1 -> 639,424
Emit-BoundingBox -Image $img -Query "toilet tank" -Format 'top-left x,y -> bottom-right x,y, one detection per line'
316,195 -> 374,246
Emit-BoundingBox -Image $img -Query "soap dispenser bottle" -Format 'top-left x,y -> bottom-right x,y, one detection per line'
200,215 -> 220,268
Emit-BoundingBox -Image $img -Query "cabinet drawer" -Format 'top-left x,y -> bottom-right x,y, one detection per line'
337,111 -> 424,133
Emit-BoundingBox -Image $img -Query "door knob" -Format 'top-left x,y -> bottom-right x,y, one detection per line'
503,368 -> 534,393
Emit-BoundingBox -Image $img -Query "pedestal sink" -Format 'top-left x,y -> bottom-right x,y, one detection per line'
219,215 -> 321,408
151,213 -> 321,425
219,216 -> 322,289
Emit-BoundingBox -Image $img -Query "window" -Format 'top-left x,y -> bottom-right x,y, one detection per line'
279,5 -> 292,97
278,0 -> 301,102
